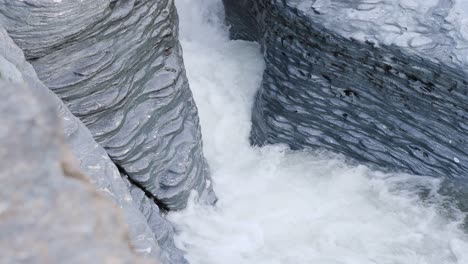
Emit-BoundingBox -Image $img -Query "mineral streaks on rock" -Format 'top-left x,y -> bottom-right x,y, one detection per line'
0,26 -> 189,262
0,0 -> 215,210
224,0 -> 468,178
0,66 -> 155,264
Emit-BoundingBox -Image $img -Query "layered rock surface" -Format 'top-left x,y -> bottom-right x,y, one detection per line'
0,24 -> 189,263
0,37 -> 157,264
0,1 -> 217,262
224,0 -> 468,179
0,0 -> 215,211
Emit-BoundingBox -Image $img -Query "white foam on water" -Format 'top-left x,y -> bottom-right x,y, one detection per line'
169,0 -> 468,263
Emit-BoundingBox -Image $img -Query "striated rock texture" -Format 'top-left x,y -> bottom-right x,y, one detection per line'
126,178 -> 188,264
224,0 -> 468,179
0,25 -> 186,263
0,0 -> 215,211
0,49 -> 156,264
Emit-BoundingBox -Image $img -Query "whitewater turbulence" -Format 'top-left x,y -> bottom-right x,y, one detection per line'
169,0 -> 468,263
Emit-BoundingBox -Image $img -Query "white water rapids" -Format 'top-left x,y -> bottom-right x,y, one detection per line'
168,0 -> 468,263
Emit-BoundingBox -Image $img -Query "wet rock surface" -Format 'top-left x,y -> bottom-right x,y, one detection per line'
0,0 -> 215,211
224,0 -> 468,179
0,18 -> 188,263
0,25 -> 162,259
127,178 -> 188,264
0,37 -> 156,264
0,1 -> 217,261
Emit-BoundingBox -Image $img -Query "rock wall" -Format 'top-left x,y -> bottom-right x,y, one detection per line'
0,0 -> 215,211
0,1 -> 218,261
0,24 -> 189,263
223,0 -> 468,179
0,40 -> 157,264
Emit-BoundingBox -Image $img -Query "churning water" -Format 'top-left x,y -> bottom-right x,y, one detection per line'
168,0 -> 468,263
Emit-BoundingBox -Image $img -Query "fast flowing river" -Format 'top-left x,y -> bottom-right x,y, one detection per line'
168,0 -> 468,263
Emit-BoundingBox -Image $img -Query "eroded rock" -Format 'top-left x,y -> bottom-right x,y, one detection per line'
0,0 -> 215,211
224,0 -> 468,179
0,25 -> 186,263
0,51 -> 156,264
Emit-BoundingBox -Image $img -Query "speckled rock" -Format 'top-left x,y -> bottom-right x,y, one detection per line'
0,25 -> 186,263
0,48 -> 156,264
224,0 -> 468,179
0,0 -> 215,211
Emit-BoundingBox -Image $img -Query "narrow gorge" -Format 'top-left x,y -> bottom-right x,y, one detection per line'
0,0 -> 467,263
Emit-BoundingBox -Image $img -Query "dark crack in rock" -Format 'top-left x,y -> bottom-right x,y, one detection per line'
126,178 -> 189,264
223,0 -> 468,179
0,48 -> 156,264
0,0 -> 216,211
0,25 -> 188,263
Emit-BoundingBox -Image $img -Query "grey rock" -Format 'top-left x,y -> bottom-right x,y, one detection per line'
126,178 -> 189,264
0,46 -> 156,264
0,25 -> 186,263
223,0 -> 468,179
0,0 -> 215,211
